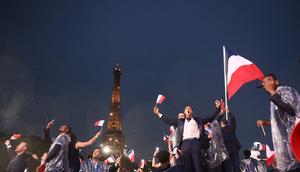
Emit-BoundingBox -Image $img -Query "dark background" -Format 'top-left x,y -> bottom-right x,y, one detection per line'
0,0 -> 299,161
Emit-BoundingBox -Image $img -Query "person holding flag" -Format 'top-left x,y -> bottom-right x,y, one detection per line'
213,99 -> 241,172
80,148 -> 111,172
44,120 -> 101,172
155,94 -> 166,107
256,73 -> 300,172
153,105 -> 219,172
4,138 -> 33,172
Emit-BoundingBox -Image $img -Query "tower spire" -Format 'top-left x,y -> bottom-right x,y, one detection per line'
102,63 -> 125,157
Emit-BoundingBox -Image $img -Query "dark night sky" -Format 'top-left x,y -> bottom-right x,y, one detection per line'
0,0 -> 299,160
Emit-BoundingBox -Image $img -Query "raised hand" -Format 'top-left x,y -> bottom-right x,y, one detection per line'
153,107 -> 160,115
256,120 -> 271,127
215,100 -> 221,109
46,119 -> 55,130
256,120 -> 264,127
31,153 -> 39,160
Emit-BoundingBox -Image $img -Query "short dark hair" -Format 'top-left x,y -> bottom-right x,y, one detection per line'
155,150 -> 170,164
264,73 -> 278,81
243,149 -> 251,159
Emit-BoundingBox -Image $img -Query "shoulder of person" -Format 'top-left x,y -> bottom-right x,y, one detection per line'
194,116 -> 204,121
277,86 -> 294,94
56,133 -> 71,142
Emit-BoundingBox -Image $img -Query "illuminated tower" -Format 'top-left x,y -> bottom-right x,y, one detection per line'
102,64 -> 125,156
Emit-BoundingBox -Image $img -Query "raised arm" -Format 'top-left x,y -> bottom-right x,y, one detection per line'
152,148 -> 161,168
203,100 -> 223,124
270,93 -> 296,117
5,140 -> 16,159
221,112 -> 236,132
153,107 -> 178,126
44,119 -> 55,144
75,132 -> 101,149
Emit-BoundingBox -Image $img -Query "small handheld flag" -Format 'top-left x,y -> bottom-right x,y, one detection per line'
163,133 -> 170,143
104,155 -> 116,164
155,94 -> 166,106
10,133 -> 22,140
95,120 -> 105,132
125,149 -> 135,162
139,159 -> 146,169
95,120 -> 105,127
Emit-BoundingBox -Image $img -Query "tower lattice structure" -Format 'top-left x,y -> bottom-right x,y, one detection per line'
102,64 -> 125,157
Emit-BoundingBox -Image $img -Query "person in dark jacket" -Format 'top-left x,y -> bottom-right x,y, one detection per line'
5,140 -> 38,172
154,105 -> 219,172
214,99 -> 241,172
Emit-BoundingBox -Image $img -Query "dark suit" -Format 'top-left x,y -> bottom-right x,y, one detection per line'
159,113 -> 218,172
215,109 -> 241,172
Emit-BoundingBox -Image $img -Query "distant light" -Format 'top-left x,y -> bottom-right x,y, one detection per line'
110,112 -> 113,116
109,138 -> 112,141
115,139 -> 118,142
102,146 -> 111,154
100,144 -> 103,147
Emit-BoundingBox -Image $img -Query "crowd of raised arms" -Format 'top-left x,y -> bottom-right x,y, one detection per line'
3,73 -> 300,172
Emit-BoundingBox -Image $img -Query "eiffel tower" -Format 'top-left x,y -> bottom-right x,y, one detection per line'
101,64 -> 125,157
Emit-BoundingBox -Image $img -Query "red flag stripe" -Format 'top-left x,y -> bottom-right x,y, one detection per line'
227,64 -> 264,99
10,133 -> 22,140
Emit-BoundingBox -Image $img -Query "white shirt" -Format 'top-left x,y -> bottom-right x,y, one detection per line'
183,117 -> 200,140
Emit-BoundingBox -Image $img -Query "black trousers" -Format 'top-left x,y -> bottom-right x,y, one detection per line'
180,138 -> 205,172
228,152 -> 240,172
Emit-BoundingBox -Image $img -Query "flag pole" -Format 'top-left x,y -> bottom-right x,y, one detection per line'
223,46 -> 229,121
261,125 -> 266,136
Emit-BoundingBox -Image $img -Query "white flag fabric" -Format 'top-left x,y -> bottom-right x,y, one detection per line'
227,53 -> 264,99
10,133 -> 22,140
156,94 -> 166,104
94,120 -> 105,127
104,155 -> 115,164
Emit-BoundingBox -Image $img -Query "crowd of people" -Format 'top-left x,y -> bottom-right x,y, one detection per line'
150,73 -> 300,172
3,73 -> 300,172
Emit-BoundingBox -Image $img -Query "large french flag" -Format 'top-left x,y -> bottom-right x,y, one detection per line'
227,52 -> 264,99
